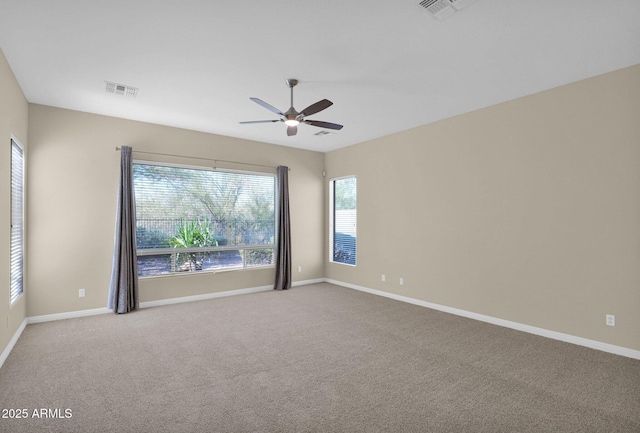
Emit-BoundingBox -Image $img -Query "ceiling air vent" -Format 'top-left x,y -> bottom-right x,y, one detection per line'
419,0 -> 456,20
105,81 -> 138,98
418,0 -> 477,20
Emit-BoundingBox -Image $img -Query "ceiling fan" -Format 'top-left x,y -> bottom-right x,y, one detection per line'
240,79 -> 343,136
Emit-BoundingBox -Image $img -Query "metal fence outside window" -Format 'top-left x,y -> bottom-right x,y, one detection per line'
136,217 -> 275,249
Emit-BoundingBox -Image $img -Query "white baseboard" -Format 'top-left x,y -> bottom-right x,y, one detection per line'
140,278 -> 325,308
325,279 -> 640,360
293,278 -> 325,287
0,319 -> 27,369
139,284 -> 273,308
28,307 -> 112,324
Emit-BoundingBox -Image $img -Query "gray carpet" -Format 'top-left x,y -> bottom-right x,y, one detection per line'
1,283 -> 639,433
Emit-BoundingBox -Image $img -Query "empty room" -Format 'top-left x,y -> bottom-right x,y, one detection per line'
1,1 -> 639,432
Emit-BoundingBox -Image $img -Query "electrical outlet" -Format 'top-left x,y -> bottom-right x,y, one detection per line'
297,266 -> 302,273
381,274 -> 386,282
400,277 -> 404,285
79,289 -> 86,298
606,314 -> 615,327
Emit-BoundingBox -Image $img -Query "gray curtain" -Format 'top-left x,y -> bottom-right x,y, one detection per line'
274,166 -> 291,290
108,146 -> 139,313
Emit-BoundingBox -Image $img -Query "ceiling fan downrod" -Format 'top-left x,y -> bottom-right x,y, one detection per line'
284,79 -> 299,122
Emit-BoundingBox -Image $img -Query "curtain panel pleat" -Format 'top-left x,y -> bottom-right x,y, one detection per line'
274,166 -> 291,290
108,146 -> 139,313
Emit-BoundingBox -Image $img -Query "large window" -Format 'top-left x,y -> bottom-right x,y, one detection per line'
10,138 -> 24,304
133,162 -> 276,277
330,176 -> 356,265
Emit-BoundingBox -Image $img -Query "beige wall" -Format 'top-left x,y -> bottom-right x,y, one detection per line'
325,64 -> 640,351
27,105 -> 325,316
0,47 -> 29,356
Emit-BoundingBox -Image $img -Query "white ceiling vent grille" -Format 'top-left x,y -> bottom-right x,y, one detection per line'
419,0 -> 456,20
418,0 -> 477,20
105,81 -> 138,98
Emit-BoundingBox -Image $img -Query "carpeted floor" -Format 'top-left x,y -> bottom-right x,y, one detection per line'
1,283 -> 639,433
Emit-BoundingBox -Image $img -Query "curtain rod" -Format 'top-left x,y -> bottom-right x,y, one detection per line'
115,147 -> 287,170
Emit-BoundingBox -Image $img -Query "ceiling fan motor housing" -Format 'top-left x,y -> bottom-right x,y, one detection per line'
284,107 -> 299,120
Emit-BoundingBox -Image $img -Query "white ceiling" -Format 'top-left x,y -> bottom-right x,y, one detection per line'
1,0 -> 639,152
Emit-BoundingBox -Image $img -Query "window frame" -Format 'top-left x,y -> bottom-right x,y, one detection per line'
329,175 -> 357,266
10,136 -> 25,305
133,160 -> 277,278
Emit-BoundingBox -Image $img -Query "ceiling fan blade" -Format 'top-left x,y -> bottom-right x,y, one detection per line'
250,97 -> 284,116
239,120 -> 280,124
287,125 -> 298,136
303,120 -> 343,130
299,99 -> 333,117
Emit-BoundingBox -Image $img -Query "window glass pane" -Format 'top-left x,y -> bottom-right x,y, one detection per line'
212,250 -> 245,270
133,163 -> 276,276
137,254 -> 172,277
10,139 -> 24,304
137,249 -> 254,276
245,248 -> 275,268
172,249 -> 245,272
331,177 -> 356,265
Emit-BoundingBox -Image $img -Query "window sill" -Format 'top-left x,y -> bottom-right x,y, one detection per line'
139,264 -> 275,280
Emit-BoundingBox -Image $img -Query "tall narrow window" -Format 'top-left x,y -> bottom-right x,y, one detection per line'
330,176 -> 356,265
10,138 -> 24,304
133,162 -> 276,277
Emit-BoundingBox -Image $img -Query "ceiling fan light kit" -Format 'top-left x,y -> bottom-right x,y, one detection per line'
240,79 -> 343,137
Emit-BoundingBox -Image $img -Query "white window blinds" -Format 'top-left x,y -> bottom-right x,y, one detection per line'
10,139 -> 24,304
